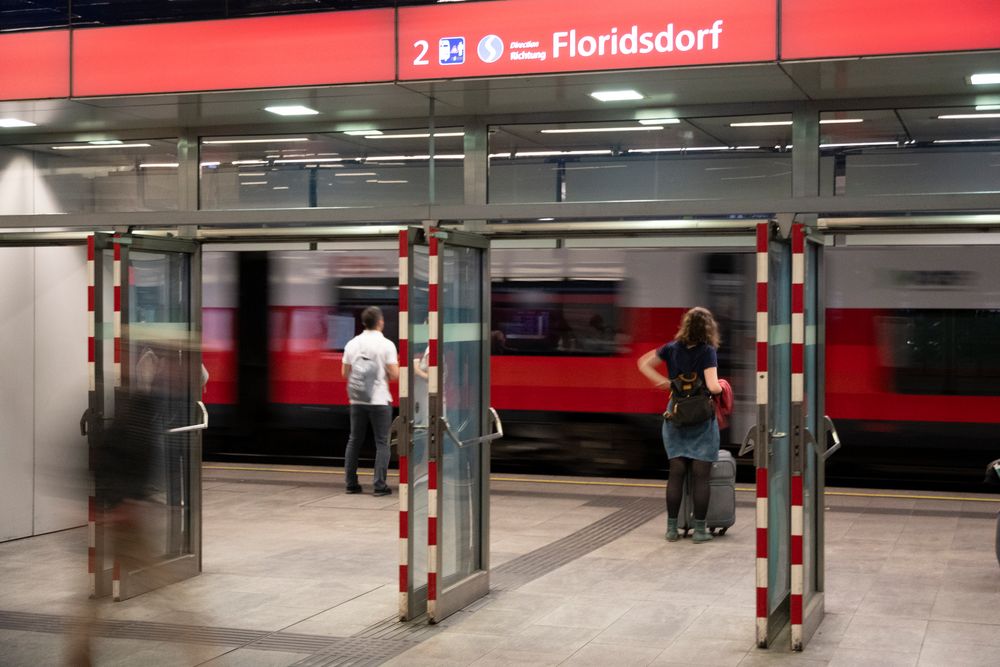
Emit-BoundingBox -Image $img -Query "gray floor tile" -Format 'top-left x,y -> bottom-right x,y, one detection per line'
198,648 -> 312,666
652,636 -> 753,666
917,641 -> 1000,667
561,642 -> 664,666
827,646 -> 918,667
838,614 -> 927,655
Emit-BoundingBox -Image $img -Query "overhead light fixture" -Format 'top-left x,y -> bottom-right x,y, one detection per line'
274,157 -> 344,164
200,161 -> 221,168
969,73 -> 1000,85
975,104 -> 1000,111
89,139 -> 123,145
365,132 -> 465,139
938,113 -> 1000,119
231,159 -> 269,165
264,105 -> 319,116
240,181 -> 268,185
238,172 -> 267,177
819,141 -> 898,148
344,130 -> 381,136
730,120 -> 792,127
138,163 -> 179,168
273,186 -> 290,190
540,126 -> 664,134
367,153 -> 465,161
204,137 -> 310,145
933,138 -> 1000,144
590,90 -> 644,102
51,143 -> 152,150
335,172 -> 377,177
629,146 -> 731,153
819,118 -> 864,124
0,118 -> 37,128
516,149 -> 613,157
637,118 -> 681,125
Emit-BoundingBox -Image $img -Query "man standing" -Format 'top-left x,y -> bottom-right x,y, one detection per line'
342,306 -> 399,496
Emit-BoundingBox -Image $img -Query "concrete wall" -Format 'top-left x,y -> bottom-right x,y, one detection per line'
0,246 -> 88,542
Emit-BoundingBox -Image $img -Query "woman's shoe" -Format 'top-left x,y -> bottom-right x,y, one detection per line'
692,519 -> 714,543
666,517 -> 679,542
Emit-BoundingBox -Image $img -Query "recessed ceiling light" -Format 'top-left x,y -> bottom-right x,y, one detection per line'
0,118 -> 37,128
938,113 -> 1000,119
819,118 -> 864,124
345,130 -> 381,136
970,73 -> 1000,86
274,157 -> 344,164
539,126 -> 665,134
335,172 -> 378,177
51,143 -> 152,150
203,137 -> 310,145
637,118 -> 681,125
730,121 -> 793,127
590,90 -> 644,102
138,163 -> 179,168
819,141 -> 898,148
89,140 -> 123,145
264,105 -> 320,116
975,105 -> 1000,111
366,132 -> 465,139
933,138 -> 1000,143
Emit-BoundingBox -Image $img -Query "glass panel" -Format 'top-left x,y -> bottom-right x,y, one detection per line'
125,249 -> 195,563
411,244 -> 431,597
803,242 -> 819,599
488,115 -> 793,203
0,140 -> 178,215
768,239 -> 791,614
822,108 -> 1000,196
200,129 -> 464,210
440,245 -> 484,588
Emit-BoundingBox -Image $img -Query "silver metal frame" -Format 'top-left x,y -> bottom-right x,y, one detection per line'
426,227 -> 493,624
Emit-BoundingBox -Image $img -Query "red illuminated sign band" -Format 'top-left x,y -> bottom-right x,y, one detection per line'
399,0 -> 777,80
0,31 -> 70,101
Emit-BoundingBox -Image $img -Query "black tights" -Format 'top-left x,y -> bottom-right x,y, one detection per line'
667,457 -> 712,520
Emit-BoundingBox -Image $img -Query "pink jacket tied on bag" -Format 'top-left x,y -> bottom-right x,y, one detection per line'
714,378 -> 734,430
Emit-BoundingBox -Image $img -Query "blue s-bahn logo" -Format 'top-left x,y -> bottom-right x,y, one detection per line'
439,37 -> 465,65
478,34 -> 504,63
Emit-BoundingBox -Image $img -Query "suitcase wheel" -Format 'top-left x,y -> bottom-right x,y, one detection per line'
718,527 -> 728,536
683,528 -> 691,537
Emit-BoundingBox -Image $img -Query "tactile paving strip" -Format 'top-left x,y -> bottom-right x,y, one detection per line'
289,636 -> 420,667
492,497 -> 664,589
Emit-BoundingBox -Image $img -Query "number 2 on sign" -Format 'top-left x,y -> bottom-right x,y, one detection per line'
413,40 -> 429,66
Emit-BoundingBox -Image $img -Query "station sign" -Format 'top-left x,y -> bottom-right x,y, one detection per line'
0,31 -> 70,101
781,0 -> 1000,59
397,0 -> 777,81
72,10 -> 395,97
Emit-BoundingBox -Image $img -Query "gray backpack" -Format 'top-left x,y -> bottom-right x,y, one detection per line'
347,354 -> 379,403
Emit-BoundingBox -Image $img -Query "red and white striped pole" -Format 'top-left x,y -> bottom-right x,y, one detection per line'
790,223 -> 806,647
87,235 -> 97,595
426,231 -> 440,615
110,237 -> 123,600
755,222 -> 770,644
397,230 -> 410,618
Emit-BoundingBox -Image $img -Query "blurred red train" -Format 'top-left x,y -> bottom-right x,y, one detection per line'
201,242 -> 1000,484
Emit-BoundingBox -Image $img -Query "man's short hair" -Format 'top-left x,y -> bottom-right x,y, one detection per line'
361,306 -> 384,330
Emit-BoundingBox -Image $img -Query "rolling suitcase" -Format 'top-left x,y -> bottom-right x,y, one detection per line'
676,449 -> 737,537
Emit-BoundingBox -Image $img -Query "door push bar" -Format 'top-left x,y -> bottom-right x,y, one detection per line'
821,415 -> 841,461
441,407 -> 504,449
737,425 -> 787,457
168,401 -> 209,433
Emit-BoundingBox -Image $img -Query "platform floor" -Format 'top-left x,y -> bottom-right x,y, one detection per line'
1,464 -> 998,666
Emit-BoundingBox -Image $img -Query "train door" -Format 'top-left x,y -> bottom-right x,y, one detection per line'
791,224 -> 840,650
88,233 -> 204,601
747,221 -> 793,647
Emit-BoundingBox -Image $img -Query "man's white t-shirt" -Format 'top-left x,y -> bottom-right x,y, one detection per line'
342,329 -> 398,405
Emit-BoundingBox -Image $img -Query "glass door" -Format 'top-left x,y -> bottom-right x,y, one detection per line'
398,228 -> 431,620
90,233 -> 203,601
793,225 -> 840,650
426,228 -> 499,624
751,221 -> 792,647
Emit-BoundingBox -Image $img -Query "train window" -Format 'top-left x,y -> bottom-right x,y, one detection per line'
491,280 -> 623,356
885,309 -> 1000,396
327,278 -> 399,351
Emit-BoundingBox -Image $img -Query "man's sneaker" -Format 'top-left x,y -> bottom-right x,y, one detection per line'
373,487 -> 392,497
345,485 -> 363,494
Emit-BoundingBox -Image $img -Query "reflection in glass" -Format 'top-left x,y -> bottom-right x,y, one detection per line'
440,246 -> 484,588
410,244 -> 430,597
767,239 -> 791,614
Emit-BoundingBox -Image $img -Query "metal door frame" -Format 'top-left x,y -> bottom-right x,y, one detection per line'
91,233 -> 204,601
425,227 -> 496,624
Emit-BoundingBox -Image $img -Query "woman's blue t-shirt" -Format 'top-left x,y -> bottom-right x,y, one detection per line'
656,341 -> 718,385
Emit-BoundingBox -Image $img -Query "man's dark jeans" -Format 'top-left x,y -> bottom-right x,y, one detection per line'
345,404 -> 392,491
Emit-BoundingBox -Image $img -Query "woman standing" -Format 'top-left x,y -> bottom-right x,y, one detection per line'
638,307 -> 723,543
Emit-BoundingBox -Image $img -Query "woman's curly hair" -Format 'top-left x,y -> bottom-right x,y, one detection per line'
674,306 -> 721,348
